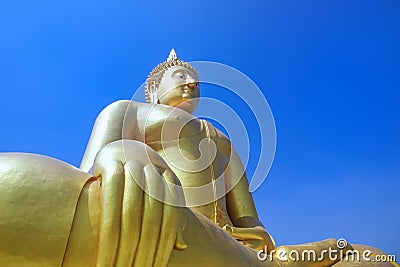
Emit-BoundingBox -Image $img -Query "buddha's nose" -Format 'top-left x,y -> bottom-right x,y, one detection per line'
186,82 -> 196,89
186,75 -> 198,89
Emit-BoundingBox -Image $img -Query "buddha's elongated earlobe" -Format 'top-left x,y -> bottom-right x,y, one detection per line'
148,81 -> 158,104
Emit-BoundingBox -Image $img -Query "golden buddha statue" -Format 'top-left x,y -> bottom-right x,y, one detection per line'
0,49 -> 396,267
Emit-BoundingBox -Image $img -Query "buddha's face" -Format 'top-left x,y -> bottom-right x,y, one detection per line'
157,65 -> 200,113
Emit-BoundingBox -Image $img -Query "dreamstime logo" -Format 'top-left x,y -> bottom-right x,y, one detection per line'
121,61 -> 276,207
257,238 -> 397,264
336,238 -> 347,249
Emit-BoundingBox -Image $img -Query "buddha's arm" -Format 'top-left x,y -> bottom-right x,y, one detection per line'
80,100 -> 139,173
212,128 -> 264,228
225,150 -> 261,227
224,146 -> 275,252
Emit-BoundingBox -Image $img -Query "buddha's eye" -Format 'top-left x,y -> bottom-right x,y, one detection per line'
173,72 -> 186,80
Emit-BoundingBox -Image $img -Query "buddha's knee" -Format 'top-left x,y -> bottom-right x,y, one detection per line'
93,140 -> 179,187
94,140 -> 165,167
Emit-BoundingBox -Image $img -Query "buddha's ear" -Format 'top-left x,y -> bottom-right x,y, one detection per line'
149,91 -> 158,104
148,81 -> 159,104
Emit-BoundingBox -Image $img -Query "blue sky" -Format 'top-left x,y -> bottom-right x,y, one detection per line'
1,0 -> 399,256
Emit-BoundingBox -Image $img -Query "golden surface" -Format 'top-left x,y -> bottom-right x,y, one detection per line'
0,51 -> 395,266
0,153 -> 91,266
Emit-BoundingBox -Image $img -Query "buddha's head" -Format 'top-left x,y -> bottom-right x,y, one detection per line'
145,49 -> 200,113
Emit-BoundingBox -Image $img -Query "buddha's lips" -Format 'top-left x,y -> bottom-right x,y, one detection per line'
182,94 -> 192,99
181,97 -> 193,103
183,84 -> 199,93
182,89 -> 195,99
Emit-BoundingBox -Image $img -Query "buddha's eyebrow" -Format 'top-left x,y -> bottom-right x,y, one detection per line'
171,69 -> 196,77
171,69 -> 185,75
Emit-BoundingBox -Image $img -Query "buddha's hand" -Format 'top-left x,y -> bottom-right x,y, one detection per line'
93,139 -> 188,265
223,225 -> 275,253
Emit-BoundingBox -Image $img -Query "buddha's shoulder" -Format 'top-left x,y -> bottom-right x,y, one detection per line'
205,122 -> 232,154
96,100 -> 140,120
99,100 -> 170,121
203,121 -> 229,141
101,100 -> 144,112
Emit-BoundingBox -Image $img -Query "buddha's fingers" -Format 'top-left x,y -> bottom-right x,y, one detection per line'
132,164 -> 165,267
153,169 -> 187,267
171,176 -> 187,251
224,225 -> 264,240
92,140 -> 184,267
94,159 -> 125,267
114,162 -> 145,267
174,207 -> 188,251
223,225 -> 274,252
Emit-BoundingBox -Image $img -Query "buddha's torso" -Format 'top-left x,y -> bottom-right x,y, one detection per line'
136,103 -> 233,226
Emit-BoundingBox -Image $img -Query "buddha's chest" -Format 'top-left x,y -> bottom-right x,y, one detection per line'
136,104 -> 231,183
138,105 -> 202,144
